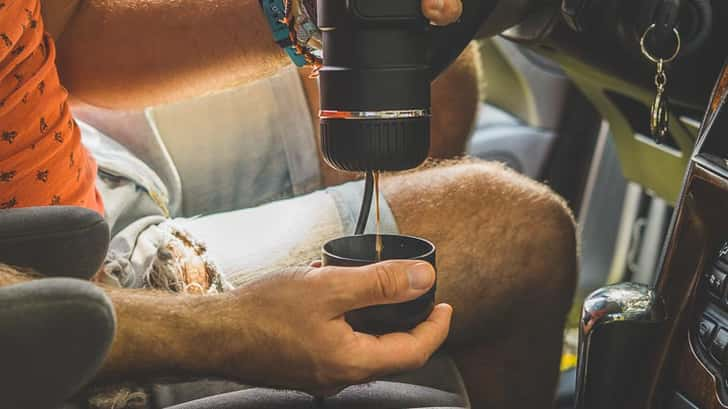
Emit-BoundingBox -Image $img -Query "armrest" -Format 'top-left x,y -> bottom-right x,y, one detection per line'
0,207 -> 109,280
167,382 -> 467,409
0,278 -> 116,409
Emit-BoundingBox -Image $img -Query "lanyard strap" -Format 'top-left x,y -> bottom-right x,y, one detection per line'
259,0 -> 308,67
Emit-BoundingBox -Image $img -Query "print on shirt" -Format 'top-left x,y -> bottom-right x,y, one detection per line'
12,73 -> 22,92
0,33 -> 11,48
12,74 -> 23,91
36,169 -> 48,182
11,45 -> 25,56
24,9 -> 36,26
22,8 -> 38,30
1,197 -> 17,209
2,131 -> 17,144
0,171 -> 16,182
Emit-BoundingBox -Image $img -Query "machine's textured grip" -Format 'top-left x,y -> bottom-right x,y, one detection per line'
321,118 -> 430,171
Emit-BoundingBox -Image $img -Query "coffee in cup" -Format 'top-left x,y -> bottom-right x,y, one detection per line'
322,234 -> 436,335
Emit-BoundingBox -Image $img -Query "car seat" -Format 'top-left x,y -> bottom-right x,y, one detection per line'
0,207 -> 116,409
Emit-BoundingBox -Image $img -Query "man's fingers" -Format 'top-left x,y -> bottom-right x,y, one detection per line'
321,260 -> 436,314
422,0 -> 463,26
353,304 -> 453,376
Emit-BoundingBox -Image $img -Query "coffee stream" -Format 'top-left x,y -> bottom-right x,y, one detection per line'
374,171 -> 383,261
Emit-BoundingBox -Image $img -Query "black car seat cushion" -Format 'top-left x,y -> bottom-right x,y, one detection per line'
0,207 -> 109,280
0,278 -> 116,409
167,381 -> 466,409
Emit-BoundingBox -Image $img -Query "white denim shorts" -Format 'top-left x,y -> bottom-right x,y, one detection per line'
79,65 -> 398,291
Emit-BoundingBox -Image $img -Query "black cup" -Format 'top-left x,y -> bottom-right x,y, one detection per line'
322,234 -> 436,335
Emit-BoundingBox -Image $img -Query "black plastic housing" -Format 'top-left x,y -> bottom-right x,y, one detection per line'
317,0 -> 499,172
318,0 -> 431,171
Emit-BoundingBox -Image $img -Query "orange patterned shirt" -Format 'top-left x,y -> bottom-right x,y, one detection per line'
0,0 -> 103,213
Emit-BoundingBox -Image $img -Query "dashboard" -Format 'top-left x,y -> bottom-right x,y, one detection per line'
506,0 -> 725,110
473,2 -> 728,407
486,0 -> 727,203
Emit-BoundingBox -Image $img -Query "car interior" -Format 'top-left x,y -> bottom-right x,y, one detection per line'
2,0 -> 728,407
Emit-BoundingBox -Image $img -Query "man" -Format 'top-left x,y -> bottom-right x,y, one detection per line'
0,1 -> 578,408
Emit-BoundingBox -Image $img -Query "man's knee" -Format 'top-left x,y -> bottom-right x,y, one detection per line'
386,159 -> 578,299
447,160 -> 578,307
385,159 -> 578,339
528,186 -> 579,309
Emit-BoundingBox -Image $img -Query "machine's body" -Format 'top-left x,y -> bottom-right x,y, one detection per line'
317,0 -> 499,172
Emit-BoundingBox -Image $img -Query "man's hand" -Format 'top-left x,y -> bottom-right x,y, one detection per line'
423,0 -> 463,26
208,261 -> 453,395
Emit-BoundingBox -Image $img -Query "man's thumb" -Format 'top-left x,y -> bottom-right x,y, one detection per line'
328,260 -> 436,313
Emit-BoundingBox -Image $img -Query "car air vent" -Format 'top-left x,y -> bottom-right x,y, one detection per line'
692,242 -> 728,402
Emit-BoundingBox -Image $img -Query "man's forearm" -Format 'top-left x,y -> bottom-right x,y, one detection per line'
0,261 -> 451,394
53,0 -> 288,109
98,289 -> 231,381
0,264 -> 231,381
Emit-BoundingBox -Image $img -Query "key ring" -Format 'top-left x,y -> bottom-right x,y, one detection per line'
640,24 -> 682,64
640,24 -> 681,143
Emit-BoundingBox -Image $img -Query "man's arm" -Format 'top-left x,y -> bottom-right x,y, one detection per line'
50,0 -> 285,109
0,263 -> 217,379
44,0 -> 462,110
0,262 -> 451,394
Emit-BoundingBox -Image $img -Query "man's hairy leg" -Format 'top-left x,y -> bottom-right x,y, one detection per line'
382,160 -> 579,408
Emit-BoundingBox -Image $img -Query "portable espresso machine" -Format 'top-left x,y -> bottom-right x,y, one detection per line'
315,0 -> 494,334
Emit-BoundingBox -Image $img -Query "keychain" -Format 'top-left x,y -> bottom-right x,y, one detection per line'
640,23 -> 681,144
